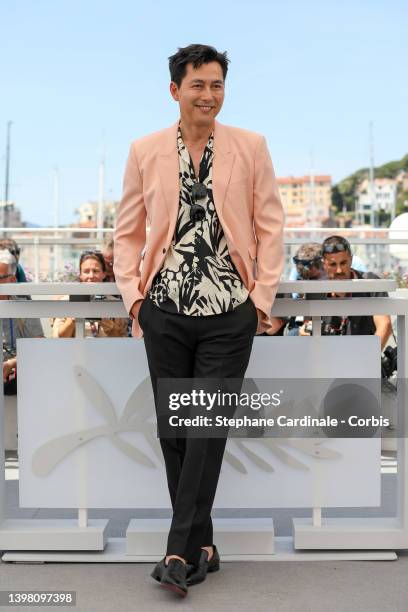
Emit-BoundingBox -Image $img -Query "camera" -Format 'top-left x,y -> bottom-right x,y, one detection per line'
304,317 -> 348,336
381,346 -> 397,379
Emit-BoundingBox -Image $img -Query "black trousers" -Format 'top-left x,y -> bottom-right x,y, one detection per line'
139,296 -> 258,565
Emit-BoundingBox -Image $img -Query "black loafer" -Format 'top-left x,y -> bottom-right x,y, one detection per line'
186,545 -> 220,586
151,558 -> 188,598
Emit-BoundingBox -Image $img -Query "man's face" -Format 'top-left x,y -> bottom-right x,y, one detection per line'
323,251 -> 352,280
297,261 -> 323,280
170,61 -> 225,129
306,265 -> 323,280
0,261 -> 16,300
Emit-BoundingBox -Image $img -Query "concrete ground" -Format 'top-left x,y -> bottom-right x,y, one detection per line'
1,465 -> 407,612
1,555 -> 408,612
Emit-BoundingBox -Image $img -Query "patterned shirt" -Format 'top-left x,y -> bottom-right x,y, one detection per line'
148,126 -> 248,316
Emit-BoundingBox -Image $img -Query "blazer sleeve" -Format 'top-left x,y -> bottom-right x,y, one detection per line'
250,135 -> 285,327
113,142 -> 147,315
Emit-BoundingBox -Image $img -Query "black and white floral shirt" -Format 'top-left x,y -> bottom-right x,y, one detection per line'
148,126 -> 248,316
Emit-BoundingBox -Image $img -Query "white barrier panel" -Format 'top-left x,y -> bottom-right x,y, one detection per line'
17,336 -> 380,509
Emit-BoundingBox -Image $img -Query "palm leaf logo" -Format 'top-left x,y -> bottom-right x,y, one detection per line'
32,366 -> 159,477
32,368 -> 341,477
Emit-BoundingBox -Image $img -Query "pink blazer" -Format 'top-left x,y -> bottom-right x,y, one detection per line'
114,120 -> 285,338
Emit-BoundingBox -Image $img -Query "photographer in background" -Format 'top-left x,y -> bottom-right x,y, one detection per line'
0,238 -> 28,284
0,249 -> 44,394
102,238 -> 115,283
0,238 -> 29,283
299,235 -> 392,349
289,242 -> 325,285
51,250 -> 128,338
286,243 -> 325,335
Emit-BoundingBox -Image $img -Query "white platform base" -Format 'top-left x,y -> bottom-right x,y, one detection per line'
381,438 -> 397,453
0,519 -> 108,551
1,537 -> 397,562
293,517 -> 408,549
126,518 -> 275,556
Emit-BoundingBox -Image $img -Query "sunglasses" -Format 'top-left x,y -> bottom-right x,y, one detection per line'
190,182 -> 207,222
293,257 -> 321,268
322,243 -> 350,254
80,250 -> 104,261
82,249 -> 103,256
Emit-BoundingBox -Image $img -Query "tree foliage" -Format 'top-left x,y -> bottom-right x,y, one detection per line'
333,153 -> 408,216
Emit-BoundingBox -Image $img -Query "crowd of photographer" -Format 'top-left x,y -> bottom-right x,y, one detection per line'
1,233 -> 397,394
1,240 -> 130,394
51,248 -> 128,338
262,234 -> 396,378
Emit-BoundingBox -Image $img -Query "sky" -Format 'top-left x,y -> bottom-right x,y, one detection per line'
0,0 -> 407,226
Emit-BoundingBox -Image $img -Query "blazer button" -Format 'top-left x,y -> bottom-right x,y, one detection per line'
162,248 -> 166,253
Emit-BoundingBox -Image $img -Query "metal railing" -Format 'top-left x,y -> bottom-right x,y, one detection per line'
0,227 -> 406,283
0,279 -> 400,319
0,278 -> 407,555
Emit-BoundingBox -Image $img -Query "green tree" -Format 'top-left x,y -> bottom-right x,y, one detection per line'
331,185 -> 343,213
332,153 -> 408,221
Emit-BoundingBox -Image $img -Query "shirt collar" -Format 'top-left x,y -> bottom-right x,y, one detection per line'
177,124 -> 214,160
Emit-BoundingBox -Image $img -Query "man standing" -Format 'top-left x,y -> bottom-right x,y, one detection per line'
114,44 -> 284,597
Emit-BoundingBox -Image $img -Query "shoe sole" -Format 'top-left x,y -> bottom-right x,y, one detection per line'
160,581 -> 188,598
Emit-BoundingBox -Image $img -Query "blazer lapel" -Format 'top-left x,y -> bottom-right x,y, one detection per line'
157,122 -> 180,237
157,121 -> 234,239
213,121 -> 235,218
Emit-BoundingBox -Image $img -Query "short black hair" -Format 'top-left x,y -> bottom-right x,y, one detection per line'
322,235 -> 352,256
169,44 -> 229,87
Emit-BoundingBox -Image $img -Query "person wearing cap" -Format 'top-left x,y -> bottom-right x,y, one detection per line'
0,238 -> 28,283
285,243 -> 325,335
291,242 -> 325,284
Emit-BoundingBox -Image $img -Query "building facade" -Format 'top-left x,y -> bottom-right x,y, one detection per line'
277,175 -> 332,227
74,200 -> 118,228
0,200 -> 23,228
355,178 -> 397,222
